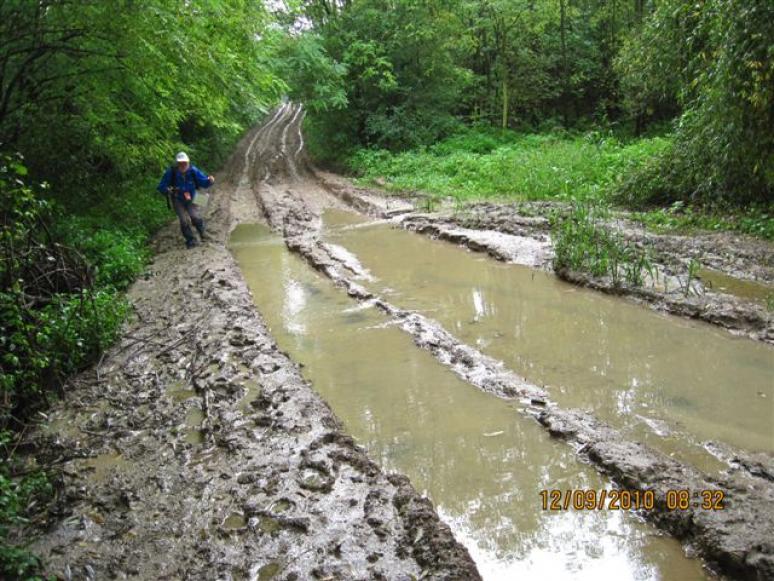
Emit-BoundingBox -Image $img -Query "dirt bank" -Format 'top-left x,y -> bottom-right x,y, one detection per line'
237,105 -> 773,579
15,110 -> 480,580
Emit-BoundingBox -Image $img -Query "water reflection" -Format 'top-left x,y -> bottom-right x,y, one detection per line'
323,212 -> 774,471
230,224 -> 710,580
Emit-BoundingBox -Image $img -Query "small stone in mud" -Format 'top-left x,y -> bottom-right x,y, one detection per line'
272,498 -> 293,512
259,362 -> 281,374
237,473 -> 256,484
255,414 -> 272,427
223,513 -> 246,530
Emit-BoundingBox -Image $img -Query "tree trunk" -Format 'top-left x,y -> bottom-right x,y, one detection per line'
560,0 -> 569,127
502,78 -> 509,129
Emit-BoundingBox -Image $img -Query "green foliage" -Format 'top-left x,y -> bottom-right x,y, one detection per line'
296,0 -> 771,208
0,430 -> 51,579
632,203 -> 774,241
1,0 -> 286,200
552,203 -> 652,288
349,127 -> 669,202
302,0 -> 472,157
0,159 -> 130,428
615,0 -> 773,206
274,33 -> 348,114
615,0 -> 695,127
60,217 -> 157,291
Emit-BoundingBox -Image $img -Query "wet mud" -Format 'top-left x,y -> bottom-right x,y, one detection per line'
318,181 -> 773,345
244,105 -> 773,579
231,223 -> 713,580
16,105 -> 479,580
19,102 -> 773,580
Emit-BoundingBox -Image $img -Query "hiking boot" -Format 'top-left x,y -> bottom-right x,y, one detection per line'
198,230 -> 210,242
185,239 -> 198,249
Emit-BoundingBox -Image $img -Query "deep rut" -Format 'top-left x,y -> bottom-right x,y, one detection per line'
248,104 -> 774,580
20,104 -> 480,580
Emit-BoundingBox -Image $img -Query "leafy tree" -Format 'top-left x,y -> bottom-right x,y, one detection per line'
301,0 -> 473,155
616,0 -> 773,205
0,2 -> 288,570
274,33 -> 348,113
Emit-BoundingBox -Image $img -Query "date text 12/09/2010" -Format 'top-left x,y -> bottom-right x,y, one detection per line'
539,489 -> 725,511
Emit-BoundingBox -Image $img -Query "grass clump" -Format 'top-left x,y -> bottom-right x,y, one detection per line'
552,203 -> 653,288
631,202 -> 774,241
346,126 -> 773,241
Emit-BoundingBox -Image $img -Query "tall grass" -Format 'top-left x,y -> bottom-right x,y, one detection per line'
552,204 -> 654,288
349,128 -> 671,203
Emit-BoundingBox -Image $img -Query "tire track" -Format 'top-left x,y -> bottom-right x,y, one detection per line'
243,105 -> 774,580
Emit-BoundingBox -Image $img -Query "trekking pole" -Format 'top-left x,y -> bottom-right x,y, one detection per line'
166,186 -> 178,211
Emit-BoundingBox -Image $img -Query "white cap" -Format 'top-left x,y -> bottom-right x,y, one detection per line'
175,151 -> 190,163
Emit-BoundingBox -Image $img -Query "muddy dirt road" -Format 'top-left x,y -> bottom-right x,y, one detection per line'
237,104 -> 773,579
20,103 -> 773,579
20,104 -> 479,580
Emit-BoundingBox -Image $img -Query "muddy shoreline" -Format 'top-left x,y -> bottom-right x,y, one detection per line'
319,177 -> 773,345
243,110 -> 773,578
15,112 -> 480,580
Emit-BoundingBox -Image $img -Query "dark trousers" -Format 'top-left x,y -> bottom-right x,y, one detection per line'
172,197 -> 205,244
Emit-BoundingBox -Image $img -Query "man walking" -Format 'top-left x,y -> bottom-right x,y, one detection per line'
157,152 -> 215,248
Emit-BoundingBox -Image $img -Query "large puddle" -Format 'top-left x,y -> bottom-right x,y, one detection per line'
231,223 -> 711,580
322,211 -> 774,472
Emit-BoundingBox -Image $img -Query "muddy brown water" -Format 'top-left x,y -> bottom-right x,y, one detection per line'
697,268 -> 774,306
321,210 -> 774,472
230,223 -> 711,580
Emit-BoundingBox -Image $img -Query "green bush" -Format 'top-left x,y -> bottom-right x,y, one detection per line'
1,158 -> 133,428
77,230 -> 148,290
615,0 -> 773,207
0,432 -> 51,579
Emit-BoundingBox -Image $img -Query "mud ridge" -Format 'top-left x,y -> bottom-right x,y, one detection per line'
17,106 -> 480,580
259,191 -> 547,405
252,105 -> 774,579
557,267 -> 773,344
538,408 -> 774,580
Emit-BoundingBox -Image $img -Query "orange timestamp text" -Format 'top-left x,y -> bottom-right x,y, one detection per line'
539,488 -> 725,511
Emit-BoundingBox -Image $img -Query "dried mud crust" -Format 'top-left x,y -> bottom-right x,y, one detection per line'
243,109 -> 774,579
318,180 -> 773,345
18,108 -> 480,580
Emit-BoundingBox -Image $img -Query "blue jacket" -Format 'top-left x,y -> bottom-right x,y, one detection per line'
157,165 -> 212,202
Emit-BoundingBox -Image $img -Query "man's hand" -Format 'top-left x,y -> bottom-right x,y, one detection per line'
208,175 -> 215,184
